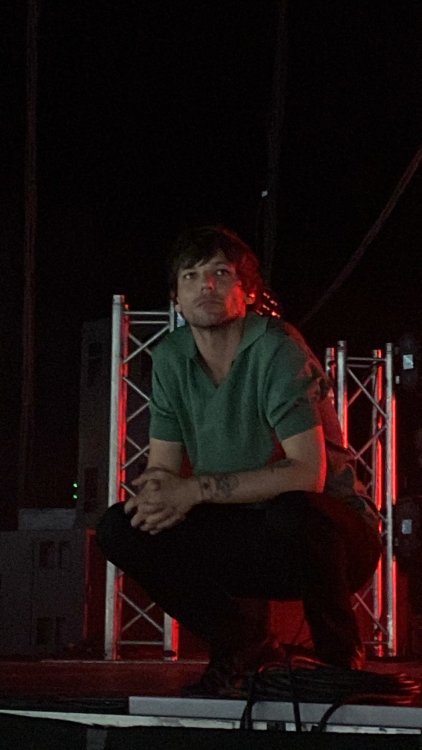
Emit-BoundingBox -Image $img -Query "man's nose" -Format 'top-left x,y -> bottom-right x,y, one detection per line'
201,273 -> 216,290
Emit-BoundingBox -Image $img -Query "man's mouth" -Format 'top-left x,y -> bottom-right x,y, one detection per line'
196,297 -> 222,307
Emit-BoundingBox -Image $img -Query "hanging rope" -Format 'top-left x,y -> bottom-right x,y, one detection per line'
300,143 -> 422,328
259,0 -> 289,285
19,0 -> 41,506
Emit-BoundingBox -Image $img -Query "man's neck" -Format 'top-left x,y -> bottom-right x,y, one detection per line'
191,316 -> 246,385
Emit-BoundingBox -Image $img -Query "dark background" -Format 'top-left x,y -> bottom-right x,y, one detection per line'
1,1 -> 421,514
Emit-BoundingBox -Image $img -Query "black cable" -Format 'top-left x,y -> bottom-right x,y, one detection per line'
239,655 -> 304,732
314,679 -> 422,734
236,659 -> 421,732
239,672 -> 259,731
300,143 -> 422,328
261,0 -> 289,286
250,663 -> 421,705
286,654 -> 302,732
312,693 -> 391,733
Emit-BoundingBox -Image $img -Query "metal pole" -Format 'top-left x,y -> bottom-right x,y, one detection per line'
162,300 -> 181,659
371,350 -> 383,654
336,341 -> 347,444
324,346 -> 335,379
385,343 -> 397,655
104,295 -> 125,659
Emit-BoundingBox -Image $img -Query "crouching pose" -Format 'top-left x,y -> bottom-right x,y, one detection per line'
97,225 -> 381,696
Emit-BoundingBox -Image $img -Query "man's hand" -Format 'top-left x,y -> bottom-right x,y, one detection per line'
124,468 -> 198,534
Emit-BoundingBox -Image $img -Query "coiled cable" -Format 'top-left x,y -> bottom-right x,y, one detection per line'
238,659 -> 421,732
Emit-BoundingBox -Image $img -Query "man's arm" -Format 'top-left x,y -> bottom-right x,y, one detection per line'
127,426 -> 326,532
124,438 -> 185,530
146,437 -> 184,473
197,425 -> 326,504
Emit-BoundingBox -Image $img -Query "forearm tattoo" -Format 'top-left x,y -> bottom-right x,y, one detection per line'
198,473 -> 240,503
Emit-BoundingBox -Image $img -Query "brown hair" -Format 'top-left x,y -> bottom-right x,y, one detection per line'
168,225 -> 264,303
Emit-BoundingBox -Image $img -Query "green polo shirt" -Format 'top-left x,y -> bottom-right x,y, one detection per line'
149,313 -> 322,474
149,312 -> 380,532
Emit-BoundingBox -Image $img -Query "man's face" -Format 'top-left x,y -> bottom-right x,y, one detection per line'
175,251 -> 251,328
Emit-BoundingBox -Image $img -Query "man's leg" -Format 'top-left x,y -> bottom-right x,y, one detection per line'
96,502 -> 272,656
97,495 -> 377,674
264,493 -> 380,667
300,505 -> 362,666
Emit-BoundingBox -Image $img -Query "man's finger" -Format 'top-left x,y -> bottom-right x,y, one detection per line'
138,507 -> 181,532
124,499 -> 136,514
139,510 -> 171,530
132,466 -> 174,486
148,515 -> 186,534
132,473 -> 147,487
143,512 -> 186,534
130,510 -> 150,528
134,481 -> 148,492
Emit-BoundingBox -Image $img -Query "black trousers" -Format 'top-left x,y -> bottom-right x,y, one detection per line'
96,492 -> 381,664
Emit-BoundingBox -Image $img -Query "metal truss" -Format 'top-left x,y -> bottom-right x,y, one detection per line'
105,295 -> 179,660
104,296 -> 397,659
325,341 -> 397,655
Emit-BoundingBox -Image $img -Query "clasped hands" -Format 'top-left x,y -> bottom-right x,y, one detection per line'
124,467 -> 197,534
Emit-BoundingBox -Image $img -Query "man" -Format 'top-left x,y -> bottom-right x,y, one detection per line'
97,225 -> 381,696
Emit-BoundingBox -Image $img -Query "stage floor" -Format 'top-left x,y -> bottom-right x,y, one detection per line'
0,657 -> 422,736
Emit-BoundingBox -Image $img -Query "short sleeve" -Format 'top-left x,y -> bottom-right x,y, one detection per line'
149,364 -> 184,442
264,341 -> 323,442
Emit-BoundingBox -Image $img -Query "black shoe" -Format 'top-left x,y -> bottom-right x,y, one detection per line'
180,657 -> 237,698
338,644 -> 366,670
180,637 -> 287,698
313,643 -> 366,671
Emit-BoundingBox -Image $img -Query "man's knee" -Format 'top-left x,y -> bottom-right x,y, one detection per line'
304,511 -> 348,576
96,502 -> 129,557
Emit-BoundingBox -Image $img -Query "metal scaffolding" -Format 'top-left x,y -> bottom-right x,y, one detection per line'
325,341 -> 397,655
105,295 -> 179,660
104,295 -> 397,659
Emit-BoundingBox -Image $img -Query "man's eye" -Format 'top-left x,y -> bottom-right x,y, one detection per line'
215,268 -> 230,276
183,272 -> 195,280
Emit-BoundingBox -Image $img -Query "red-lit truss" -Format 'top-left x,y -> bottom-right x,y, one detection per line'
104,296 -> 397,659
105,296 -> 179,660
325,342 -> 397,656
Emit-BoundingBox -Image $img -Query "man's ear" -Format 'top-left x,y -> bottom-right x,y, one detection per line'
245,291 -> 256,305
170,290 -> 181,313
